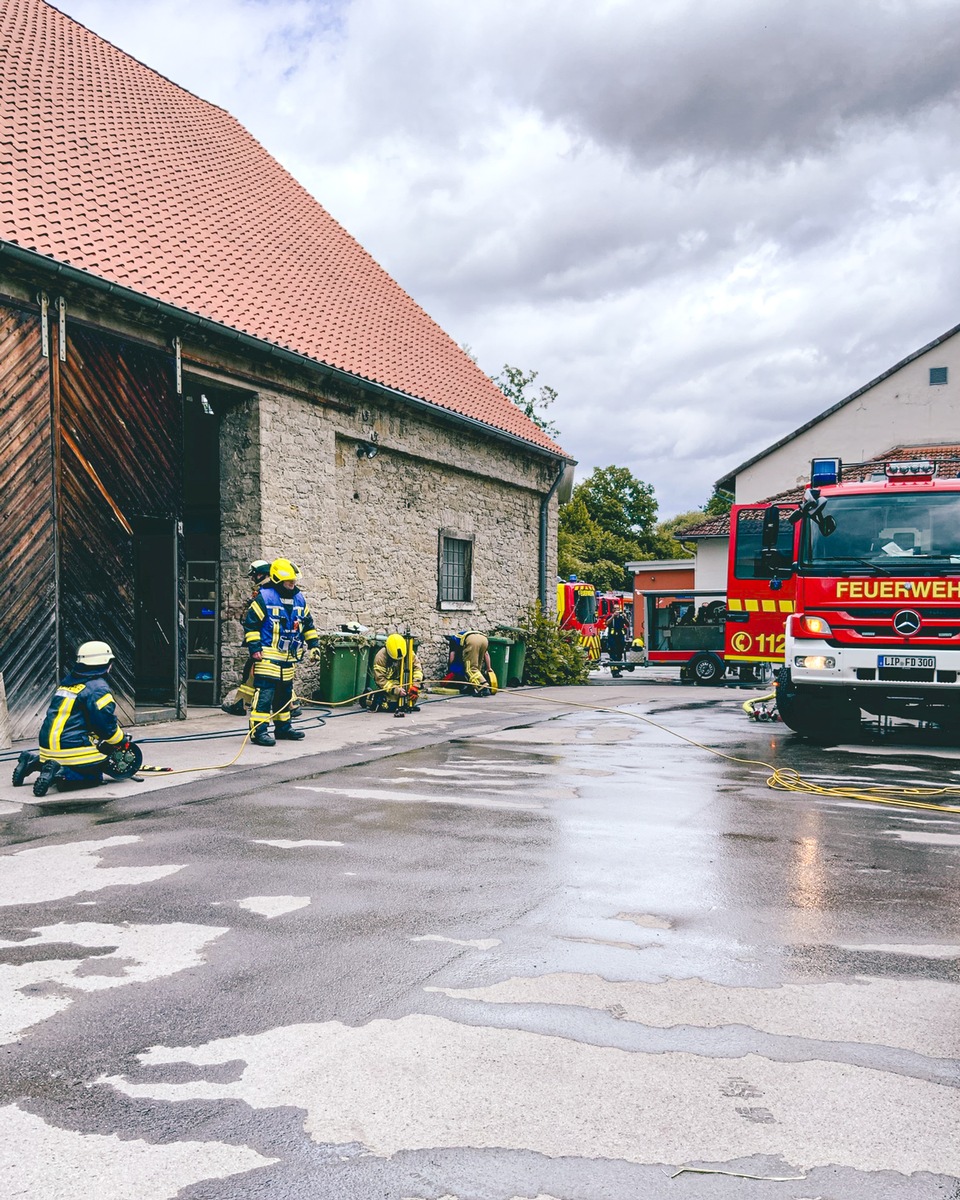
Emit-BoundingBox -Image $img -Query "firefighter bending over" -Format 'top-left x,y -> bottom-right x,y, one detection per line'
12,641 -> 129,797
370,634 -> 424,712
243,558 -> 321,746
449,630 -> 492,696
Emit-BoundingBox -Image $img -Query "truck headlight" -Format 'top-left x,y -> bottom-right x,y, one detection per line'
794,655 -> 836,670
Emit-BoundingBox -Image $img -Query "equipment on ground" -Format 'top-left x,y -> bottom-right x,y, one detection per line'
728,455 -> 960,738
101,739 -> 143,778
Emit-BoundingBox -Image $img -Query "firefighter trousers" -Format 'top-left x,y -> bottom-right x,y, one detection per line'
250,662 -> 296,733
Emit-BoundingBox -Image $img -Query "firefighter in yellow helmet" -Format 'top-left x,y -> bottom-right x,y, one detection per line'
370,633 -> 424,712
242,558 -> 320,746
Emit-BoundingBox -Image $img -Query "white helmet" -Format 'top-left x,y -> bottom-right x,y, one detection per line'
76,640 -> 114,667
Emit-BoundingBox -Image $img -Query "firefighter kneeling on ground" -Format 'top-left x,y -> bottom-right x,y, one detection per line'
243,558 -> 321,747
12,641 -> 134,797
369,634 -> 424,712
447,630 -> 493,696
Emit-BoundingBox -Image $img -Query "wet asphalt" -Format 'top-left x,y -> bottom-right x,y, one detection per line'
0,682 -> 958,1199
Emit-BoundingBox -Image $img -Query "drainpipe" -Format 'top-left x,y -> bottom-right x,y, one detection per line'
539,461 -> 569,608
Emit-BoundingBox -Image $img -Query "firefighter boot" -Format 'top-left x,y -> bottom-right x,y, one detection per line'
32,761 -> 62,798
251,724 -> 275,747
274,724 -> 305,741
221,699 -> 246,717
12,752 -> 40,787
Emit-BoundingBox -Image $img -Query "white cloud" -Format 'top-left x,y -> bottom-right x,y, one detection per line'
53,0 -> 960,511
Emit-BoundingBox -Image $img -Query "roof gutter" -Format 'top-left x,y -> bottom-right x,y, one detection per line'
539,461 -> 569,607
0,241 -> 573,465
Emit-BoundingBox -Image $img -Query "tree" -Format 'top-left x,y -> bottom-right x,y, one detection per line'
574,465 -> 658,541
492,365 -> 560,438
702,488 -> 733,516
558,465 -> 664,591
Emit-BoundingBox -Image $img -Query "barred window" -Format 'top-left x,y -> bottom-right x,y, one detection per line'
439,534 -> 473,603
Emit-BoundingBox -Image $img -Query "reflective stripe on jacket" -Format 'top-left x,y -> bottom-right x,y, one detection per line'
372,647 -> 423,695
243,586 -> 318,662
38,671 -> 124,765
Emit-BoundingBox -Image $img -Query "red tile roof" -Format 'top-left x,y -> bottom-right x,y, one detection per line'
682,445 -> 960,538
0,0 -> 566,456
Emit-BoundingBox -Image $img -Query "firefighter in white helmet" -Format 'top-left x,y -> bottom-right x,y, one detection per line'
12,640 -> 131,797
369,633 -> 424,712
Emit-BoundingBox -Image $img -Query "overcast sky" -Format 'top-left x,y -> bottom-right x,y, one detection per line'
55,0 -> 960,516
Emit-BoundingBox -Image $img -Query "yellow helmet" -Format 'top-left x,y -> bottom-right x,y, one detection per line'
269,558 -> 297,585
385,633 -> 408,659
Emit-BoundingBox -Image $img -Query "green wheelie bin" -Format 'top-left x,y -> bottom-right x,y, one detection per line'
313,634 -> 365,705
485,635 -> 514,691
506,637 -> 526,686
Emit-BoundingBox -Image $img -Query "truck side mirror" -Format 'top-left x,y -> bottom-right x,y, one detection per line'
760,505 -> 780,550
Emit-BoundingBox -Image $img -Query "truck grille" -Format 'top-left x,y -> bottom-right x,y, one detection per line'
877,667 -> 935,682
820,606 -> 959,644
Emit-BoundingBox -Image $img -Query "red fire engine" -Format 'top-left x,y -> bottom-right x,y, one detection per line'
726,455 -> 960,738
556,577 -> 602,662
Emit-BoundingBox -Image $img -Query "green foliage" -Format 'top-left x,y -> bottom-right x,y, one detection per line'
558,465 -> 664,590
492,365 -> 560,438
574,465 -> 658,541
513,602 -> 590,686
703,488 -> 734,516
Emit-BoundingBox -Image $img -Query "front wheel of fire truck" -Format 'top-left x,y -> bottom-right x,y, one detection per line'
775,668 -> 861,743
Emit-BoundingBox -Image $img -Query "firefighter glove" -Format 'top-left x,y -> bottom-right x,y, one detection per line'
309,645 -> 322,663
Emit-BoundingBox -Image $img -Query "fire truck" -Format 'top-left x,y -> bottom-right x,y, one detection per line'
726,455 -> 960,738
556,577 -> 602,662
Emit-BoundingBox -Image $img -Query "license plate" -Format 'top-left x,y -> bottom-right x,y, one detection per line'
878,655 -> 935,669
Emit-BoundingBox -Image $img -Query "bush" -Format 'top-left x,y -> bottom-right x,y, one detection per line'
512,602 -> 590,686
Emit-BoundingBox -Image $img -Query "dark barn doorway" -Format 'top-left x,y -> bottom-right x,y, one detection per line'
132,518 -> 178,710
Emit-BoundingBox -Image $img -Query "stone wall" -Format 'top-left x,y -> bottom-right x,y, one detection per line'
218,381 -> 561,692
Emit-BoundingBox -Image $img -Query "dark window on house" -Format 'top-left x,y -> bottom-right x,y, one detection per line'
930,367 -> 948,385
439,535 -> 473,602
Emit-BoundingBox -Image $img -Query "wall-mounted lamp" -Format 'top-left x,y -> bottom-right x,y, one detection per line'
200,393 -> 215,416
357,442 -> 379,459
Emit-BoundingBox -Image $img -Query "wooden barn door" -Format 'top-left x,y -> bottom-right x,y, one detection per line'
56,321 -> 182,724
0,302 -> 58,740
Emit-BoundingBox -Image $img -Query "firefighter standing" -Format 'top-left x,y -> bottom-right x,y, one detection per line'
243,558 -> 321,746
606,609 -> 629,678
222,560 -> 271,716
449,630 -> 492,695
12,641 -> 129,797
370,634 -> 424,711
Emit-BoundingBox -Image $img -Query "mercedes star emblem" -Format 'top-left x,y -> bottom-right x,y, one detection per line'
893,609 -> 921,636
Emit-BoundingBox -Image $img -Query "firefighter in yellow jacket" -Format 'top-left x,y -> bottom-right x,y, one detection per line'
449,630 -> 492,695
242,558 -> 321,746
370,634 -> 424,711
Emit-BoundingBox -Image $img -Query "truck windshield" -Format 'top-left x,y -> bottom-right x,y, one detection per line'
575,592 -> 597,624
802,491 -> 960,574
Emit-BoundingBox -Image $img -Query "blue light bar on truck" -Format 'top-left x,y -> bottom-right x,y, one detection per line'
810,457 -> 841,486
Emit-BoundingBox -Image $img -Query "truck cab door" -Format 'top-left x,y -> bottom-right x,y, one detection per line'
725,504 -> 799,664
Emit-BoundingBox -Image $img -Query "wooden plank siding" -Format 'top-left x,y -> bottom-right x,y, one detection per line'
57,322 -> 182,724
0,302 -> 58,740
